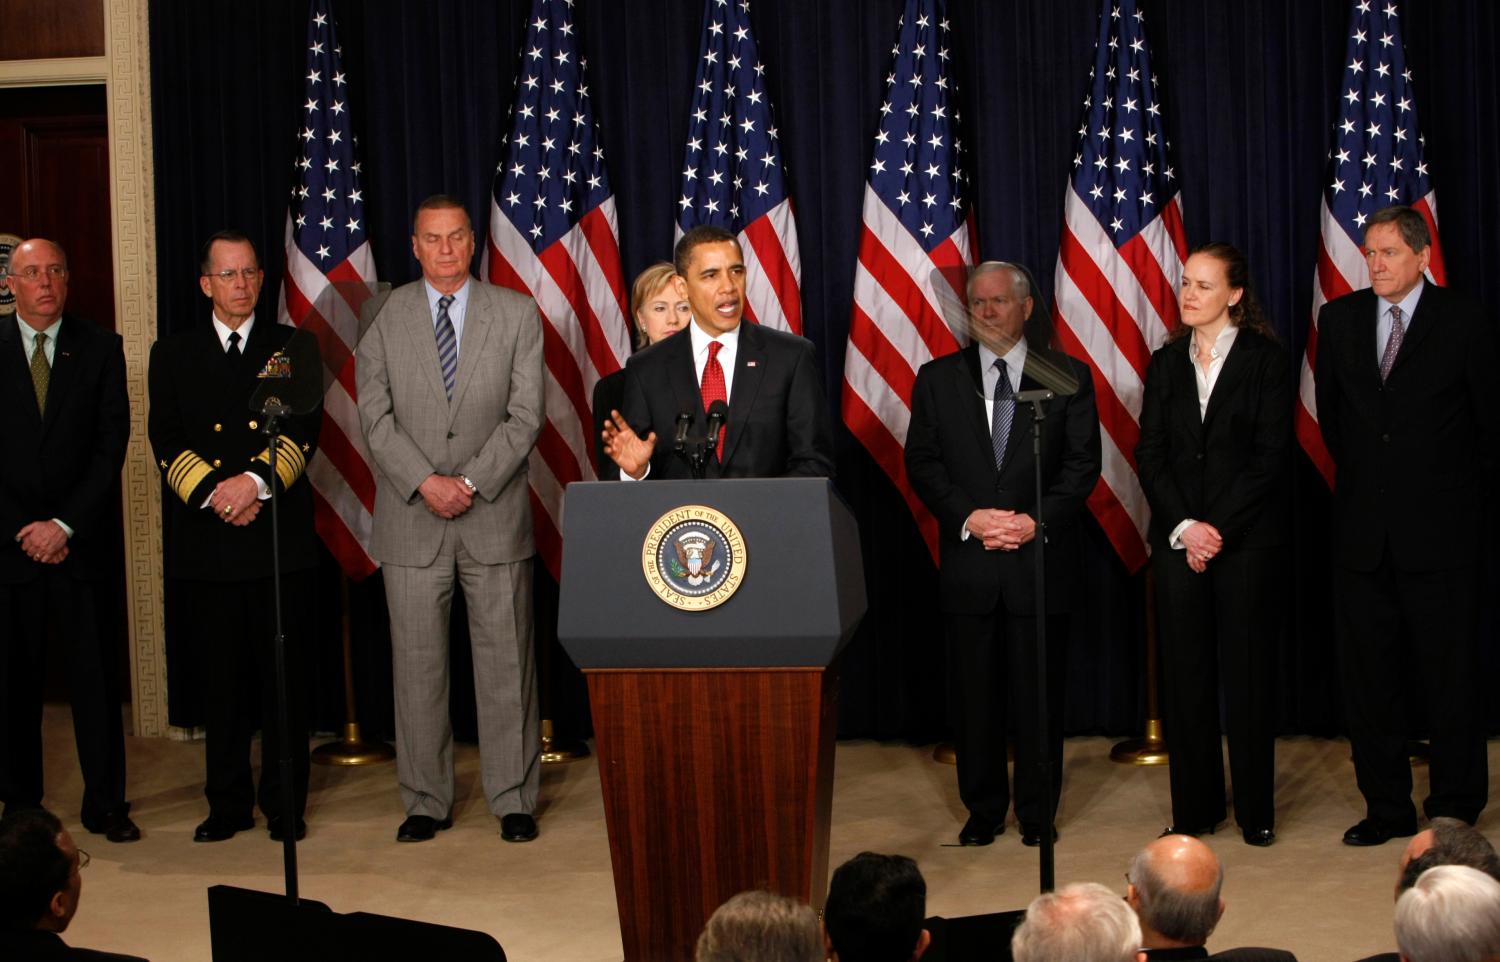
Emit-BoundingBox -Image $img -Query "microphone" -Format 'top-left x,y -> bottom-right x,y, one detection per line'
672,411 -> 693,451
705,400 -> 728,457
1014,389 -> 1055,404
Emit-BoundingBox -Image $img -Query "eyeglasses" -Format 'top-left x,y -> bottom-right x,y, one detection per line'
6,265 -> 68,283
205,268 -> 262,282
76,848 -> 91,870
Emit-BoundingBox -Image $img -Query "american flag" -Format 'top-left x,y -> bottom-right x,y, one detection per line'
1295,0 -> 1445,487
484,0 -> 632,580
677,0 -> 802,333
1051,0 -> 1186,574
841,0 -> 975,563
277,0 -> 380,580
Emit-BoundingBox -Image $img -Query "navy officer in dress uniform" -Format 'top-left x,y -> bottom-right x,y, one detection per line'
147,230 -> 322,842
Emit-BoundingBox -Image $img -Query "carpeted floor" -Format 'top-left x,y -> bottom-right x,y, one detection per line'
33,705 -> 1499,961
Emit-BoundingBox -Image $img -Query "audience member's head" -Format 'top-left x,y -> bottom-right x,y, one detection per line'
1012,882 -> 1146,962
1125,834 -> 1225,949
823,852 -> 930,962
695,890 -> 823,962
0,808 -> 83,933
1396,818 -> 1500,900
1393,865 -> 1500,962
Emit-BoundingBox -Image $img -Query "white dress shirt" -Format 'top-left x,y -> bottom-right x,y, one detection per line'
205,313 -> 270,506
1170,324 -> 1240,549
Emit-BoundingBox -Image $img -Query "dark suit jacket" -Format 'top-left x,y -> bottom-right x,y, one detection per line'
0,314 -> 128,585
0,928 -> 148,960
1315,284 -> 1498,572
147,321 -> 322,581
1147,948 -> 1298,962
1136,329 -> 1291,552
591,368 -> 625,482
904,343 -> 1101,616
619,321 -> 834,479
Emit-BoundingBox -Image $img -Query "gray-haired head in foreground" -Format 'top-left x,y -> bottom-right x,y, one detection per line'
1012,882 -> 1142,962
695,890 -> 823,962
1394,864 -> 1500,962
1127,838 -> 1224,945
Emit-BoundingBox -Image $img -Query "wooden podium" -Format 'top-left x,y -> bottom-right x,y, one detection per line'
559,478 -> 866,962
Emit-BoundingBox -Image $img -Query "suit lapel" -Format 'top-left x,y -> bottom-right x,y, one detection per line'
668,325 -> 705,429
1387,284 -> 1437,378
398,284 -> 451,409
0,319 -> 41,422
39,316 -> 82,437
449,281 -> 490,422
957,346 -> 993,462
1352,290 -> 1381,385
721,323 -> 764,468
1201,332 -> 1250,429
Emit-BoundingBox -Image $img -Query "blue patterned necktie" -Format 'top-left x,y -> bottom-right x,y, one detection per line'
435,295 -> 457,400
991,358 -> 1013,470
1379,304 -> 1404,383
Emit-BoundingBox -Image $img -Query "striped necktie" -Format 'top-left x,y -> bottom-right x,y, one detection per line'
991,358 -> 1014,471
436,295 -> 457,400
1379,304 -> 1404,382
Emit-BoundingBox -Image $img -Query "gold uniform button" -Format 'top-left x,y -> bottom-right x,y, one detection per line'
212,459 -> 222,468
248,420 -> 259,430
213,423 -> 222,432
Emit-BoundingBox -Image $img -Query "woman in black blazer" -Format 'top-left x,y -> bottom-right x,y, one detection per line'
1136,242 -> 1292,847
591,262 -> 692,479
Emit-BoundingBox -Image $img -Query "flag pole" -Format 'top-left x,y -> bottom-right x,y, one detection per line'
1110,568 -> 1167,765
312,575 -> 393,766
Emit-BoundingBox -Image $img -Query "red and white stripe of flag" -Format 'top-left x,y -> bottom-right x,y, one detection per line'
841,184 -> 975,563
278,217 -> 381,580
1051,189 -> 1187,574
485,197 -> 632,581
1295,193 -> 1445,488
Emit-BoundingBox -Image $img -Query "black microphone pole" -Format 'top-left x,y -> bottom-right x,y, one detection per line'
1016,388 -> 1056,894
261,402 -> 299,903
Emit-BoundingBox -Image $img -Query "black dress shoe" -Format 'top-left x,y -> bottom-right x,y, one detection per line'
1343,818 -> 1417,847
958,814 -> 1004,846
396,814 -> 453,842
1161,823 -> 1217,838
194,814 -> 254,842
500,813 -> 538,843
1021,825 -> 1059,847
85,809 -> 141,843
1242,827 -> 1276,847
267,816 -> 307,842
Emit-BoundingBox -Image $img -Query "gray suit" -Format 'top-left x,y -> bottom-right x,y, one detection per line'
357,277 -> 544,819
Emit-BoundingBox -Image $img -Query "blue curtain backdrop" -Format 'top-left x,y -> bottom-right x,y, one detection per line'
148,0 -> 1499,741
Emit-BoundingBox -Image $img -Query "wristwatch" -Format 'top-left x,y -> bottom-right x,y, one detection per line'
459,475 -> 477,495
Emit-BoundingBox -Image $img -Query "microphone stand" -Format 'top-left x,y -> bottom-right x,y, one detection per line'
260,401 -> 300,903
1018,389 -> 1056,894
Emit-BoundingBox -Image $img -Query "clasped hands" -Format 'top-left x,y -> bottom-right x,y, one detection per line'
965,508 -> 1036,552
1180,521 -> 1223,574
207,474 -> 262,527
419,474 -> 474,519
600,410 -> 655,480
16,520 -> 68,565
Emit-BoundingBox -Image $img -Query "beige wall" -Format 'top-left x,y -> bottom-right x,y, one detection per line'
1,0 -> 168,736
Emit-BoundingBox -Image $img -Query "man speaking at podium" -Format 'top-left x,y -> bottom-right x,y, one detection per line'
601,226 -> 834,481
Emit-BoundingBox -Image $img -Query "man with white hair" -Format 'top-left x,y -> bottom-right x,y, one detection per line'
1012,882 -> 1145,962
1394,865 -> 1500,962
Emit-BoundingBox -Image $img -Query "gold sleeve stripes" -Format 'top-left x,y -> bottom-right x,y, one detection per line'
254,435 -> 308,490
165,451 -> 215,505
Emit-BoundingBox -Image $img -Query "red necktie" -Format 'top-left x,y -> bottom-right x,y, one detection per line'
701,341 -> 727,461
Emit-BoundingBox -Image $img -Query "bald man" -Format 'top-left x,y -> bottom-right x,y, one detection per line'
1126,835 -> 1296,961
0,240 -> 134,843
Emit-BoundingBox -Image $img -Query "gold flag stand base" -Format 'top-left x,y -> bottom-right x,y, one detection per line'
312,723 -> 395,766
539,718 -> 590,764
1110,718 -> 1169,766
932,742 -> 956,765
